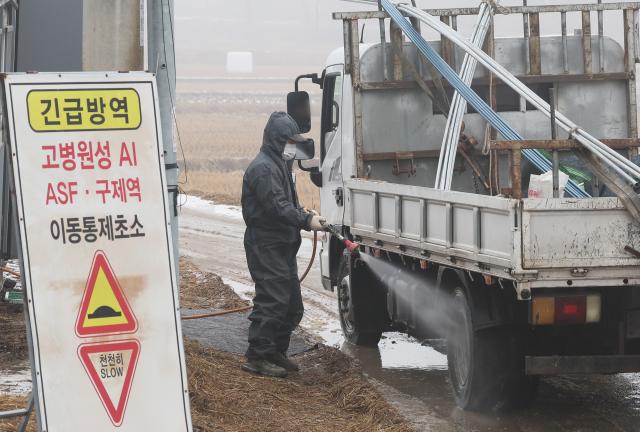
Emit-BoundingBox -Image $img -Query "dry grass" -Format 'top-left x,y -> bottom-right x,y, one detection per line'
184,169 -> 320,209
0,396 -> 36,432
187,340 -> 413,432
181,171 -> 244,206
0,303 -> 27,364
0,303 -> 34,432
179,257 -> 249,311
295,172 -> 321,210
177,80 -> 321,207
176,112 -> 264,161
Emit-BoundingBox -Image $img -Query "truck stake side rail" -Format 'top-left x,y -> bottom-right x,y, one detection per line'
347,179 -> 640,298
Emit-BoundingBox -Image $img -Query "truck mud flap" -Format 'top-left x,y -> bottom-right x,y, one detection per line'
525,355 -> 640,375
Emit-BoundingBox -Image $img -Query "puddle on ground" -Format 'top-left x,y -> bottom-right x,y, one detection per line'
345,334 -> 640,432
377,333 -> 448,370
0,364 -> 32,395
621,373 -> 640,411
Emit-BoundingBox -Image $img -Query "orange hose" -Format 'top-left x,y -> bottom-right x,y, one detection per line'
298,230 -> 317,284
181,304 -> 253,320
181,231 -> 318,321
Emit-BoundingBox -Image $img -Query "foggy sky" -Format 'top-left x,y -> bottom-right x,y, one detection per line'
174,0 -> 629,77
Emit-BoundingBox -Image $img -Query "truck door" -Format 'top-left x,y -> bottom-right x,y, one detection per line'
319,66 -> 343,289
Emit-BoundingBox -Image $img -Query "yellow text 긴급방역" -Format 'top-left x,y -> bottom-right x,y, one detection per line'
27,88 -> 142,132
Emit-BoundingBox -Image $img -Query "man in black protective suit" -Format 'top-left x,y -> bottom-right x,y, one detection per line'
241,112 -> 326,378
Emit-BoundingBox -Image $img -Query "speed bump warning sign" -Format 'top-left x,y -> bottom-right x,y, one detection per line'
3,72 -> 192,431
76,250 -> 137,337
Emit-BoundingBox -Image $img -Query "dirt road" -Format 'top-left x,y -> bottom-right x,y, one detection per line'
179,195 -> 640,432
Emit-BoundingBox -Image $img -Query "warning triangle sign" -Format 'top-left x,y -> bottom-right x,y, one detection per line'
78,340 -> 140,426
76,250 -> 137,337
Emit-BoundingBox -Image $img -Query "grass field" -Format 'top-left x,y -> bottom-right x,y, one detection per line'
176,79 -> 321,209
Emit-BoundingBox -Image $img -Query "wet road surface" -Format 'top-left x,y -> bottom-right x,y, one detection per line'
179,195 -> 640,431
181,308 -> 313,356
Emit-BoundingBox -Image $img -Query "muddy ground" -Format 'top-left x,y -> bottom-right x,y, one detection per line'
0,304 -> 26,366
0,258 -> 413,432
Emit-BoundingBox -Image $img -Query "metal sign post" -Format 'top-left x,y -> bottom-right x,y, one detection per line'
1,71 -> 193,431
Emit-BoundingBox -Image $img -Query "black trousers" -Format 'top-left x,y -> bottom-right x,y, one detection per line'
244,228 -> 304,360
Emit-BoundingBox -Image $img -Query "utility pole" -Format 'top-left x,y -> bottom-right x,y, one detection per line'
147,0 -> 180,283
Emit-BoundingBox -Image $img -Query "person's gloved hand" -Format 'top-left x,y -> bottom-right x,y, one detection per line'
309,215 -> 327,231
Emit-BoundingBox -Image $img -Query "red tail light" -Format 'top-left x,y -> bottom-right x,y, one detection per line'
555,296 -> 587,324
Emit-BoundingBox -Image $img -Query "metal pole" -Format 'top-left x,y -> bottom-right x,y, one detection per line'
0,4 -> 41,428
550,87 -> 560,198
142,0 -> 149,70
635,9 -> 640,63
624,8 -> 639,159
582,10 -> 593,74
409,0 -> 423,77
377,0 -> 388,80
598,0 -> 605,72
561,11 -> 569,73
17,395 -> 34,432
148,0 -> 180,284
0,9 -> 6,73
523,0 -> 531,74
20,231 -> 42,431
390,19 -> 403,80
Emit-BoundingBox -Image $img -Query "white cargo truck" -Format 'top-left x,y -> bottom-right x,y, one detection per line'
286,2 -> 640,410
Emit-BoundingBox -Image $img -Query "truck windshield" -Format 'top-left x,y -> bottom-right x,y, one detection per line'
320,73 -> 342,162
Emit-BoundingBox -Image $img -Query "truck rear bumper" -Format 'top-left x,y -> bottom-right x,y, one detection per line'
525,355 -> 640,375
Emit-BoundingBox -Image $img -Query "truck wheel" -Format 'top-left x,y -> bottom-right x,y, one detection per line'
447,287 -> 538,411
336,252 -> 383,346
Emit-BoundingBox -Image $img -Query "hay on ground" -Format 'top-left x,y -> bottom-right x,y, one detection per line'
180,258 -> 250,311
186,340 -> 413,432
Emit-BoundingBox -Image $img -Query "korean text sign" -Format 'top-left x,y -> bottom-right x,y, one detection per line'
3,73 -> 192,431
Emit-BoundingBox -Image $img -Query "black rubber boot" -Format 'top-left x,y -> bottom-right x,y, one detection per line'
241,359 -> 288,378
270,353 -> 300,372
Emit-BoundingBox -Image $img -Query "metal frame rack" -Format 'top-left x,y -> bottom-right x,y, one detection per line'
0,2 -> 35,431
334,2 -> 640,198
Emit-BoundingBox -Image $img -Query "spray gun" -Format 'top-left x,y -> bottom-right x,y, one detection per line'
323,222 -> 360,254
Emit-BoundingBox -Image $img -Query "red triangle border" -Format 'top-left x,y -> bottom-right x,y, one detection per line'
75,250 -> 138,337
78,339 -> 141,427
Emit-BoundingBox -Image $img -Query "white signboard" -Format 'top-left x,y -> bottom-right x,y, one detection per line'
3,72 -> 192,431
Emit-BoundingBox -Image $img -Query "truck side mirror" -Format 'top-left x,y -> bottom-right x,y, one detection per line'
297,154 -> 322,187
287,91 -> 311,133
295,138 -> 315,161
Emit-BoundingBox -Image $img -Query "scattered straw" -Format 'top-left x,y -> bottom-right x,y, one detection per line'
186,340 -> 413,432
0,396 -> 35,432
180,258 -> 250,311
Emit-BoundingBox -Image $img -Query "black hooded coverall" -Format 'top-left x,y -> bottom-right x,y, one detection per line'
241,112 -> 313,361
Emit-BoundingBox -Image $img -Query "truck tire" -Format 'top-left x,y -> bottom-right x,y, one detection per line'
336,252 -> 384,346
447,287 -> 538,411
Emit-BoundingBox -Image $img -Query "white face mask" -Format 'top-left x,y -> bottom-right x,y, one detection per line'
282,143 -> 297,161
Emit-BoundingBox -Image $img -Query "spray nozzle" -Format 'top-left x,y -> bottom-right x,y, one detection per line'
344,239 -> 360,254
325,224 -> 360,255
